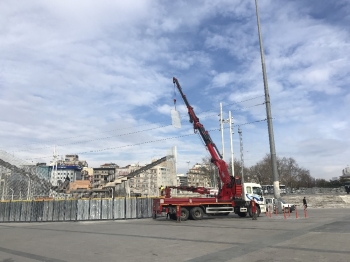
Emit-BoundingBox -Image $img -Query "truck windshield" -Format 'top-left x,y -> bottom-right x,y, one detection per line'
252,187 -> 262,196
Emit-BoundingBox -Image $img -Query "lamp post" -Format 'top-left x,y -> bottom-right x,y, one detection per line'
255,0 -> 280,200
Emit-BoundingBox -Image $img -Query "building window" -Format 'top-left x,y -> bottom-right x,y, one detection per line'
246,187 -> 252,194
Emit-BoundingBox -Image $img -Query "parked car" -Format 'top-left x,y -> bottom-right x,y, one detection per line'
265,198 -> 295,213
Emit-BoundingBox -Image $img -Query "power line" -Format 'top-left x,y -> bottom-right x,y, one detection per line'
24,118 -> 267,161
178,94 -> 265,114
6,122 -> 169,149
15,106 -> 266,154
13,125 -> 171,153
5,95 -> 265,151
197,102 -> 266,119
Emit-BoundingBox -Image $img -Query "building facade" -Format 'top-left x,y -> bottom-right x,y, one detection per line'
93,167 -> 116,185
59,155 -> 88,167
49,155 -> 87,186
186,163 -> 211,188
340,166 -> 350,183
176,173 -> 188,186
123,160 -> 177,196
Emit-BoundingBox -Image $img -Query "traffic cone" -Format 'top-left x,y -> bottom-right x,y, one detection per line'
283,208 -> 286,219
295,206 -> 299,219
304,208 -> 308,219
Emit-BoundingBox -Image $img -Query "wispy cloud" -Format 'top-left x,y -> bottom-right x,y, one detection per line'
0,0 -> 349,179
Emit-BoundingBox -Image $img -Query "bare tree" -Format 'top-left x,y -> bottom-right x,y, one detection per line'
200,157 -> 216,188
249,154 -> 313,188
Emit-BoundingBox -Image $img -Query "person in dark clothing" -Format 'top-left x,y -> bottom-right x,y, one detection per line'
303,197 -> 307,210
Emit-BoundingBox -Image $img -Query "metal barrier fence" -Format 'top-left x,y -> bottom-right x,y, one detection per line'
0,197 -> 154,222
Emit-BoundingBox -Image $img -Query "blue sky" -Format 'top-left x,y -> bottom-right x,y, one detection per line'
0,0 -> 349,180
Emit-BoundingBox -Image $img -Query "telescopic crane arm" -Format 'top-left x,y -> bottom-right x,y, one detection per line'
173,77 -> 242,200
173,77 -> 223,160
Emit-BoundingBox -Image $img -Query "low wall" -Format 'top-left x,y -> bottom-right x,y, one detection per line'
282,194 -> 350,208
0,197 -> 153,223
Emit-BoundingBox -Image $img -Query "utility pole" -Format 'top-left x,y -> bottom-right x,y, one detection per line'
219,103 -> 225,159
255,0 -> 280,199
238,127 -> 244,184
238,127 -> 245,198
228,111 -> 234,177
220,104 -> 235,175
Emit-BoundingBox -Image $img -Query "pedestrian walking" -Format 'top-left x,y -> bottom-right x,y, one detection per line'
303,197 -> 307,210
165,207 -> 169,219
251,200 -> 257,220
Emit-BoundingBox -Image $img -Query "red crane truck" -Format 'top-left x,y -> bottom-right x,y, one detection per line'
152,77 -> 263,221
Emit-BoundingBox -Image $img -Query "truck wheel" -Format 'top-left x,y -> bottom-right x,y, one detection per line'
248,207 -> 252,217
257,206 -> 261,217
237,212 -> 247,217
190,207 -> 203,220
181,208 -> 189,221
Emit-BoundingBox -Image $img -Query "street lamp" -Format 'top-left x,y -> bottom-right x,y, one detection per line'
186,161 -> 190,171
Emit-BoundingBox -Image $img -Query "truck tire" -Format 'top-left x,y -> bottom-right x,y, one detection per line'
181,208 -> 190,221
237,212 -> 247,217
248,207 -> 252,217
190,207 -> 203,220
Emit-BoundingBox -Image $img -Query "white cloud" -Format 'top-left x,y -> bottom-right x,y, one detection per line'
0,0 -> 349,181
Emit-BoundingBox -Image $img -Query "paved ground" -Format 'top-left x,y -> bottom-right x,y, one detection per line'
0,208 -> 349,262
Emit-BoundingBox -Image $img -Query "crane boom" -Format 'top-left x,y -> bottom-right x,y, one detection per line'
173,77 -> 242,200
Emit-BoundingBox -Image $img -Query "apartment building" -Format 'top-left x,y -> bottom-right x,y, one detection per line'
186,163 -> 211,188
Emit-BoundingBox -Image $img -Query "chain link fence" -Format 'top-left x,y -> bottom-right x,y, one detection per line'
0,150 -> 54,201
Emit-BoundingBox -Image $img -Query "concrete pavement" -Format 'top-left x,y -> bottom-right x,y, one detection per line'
0,208 -> 349,262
